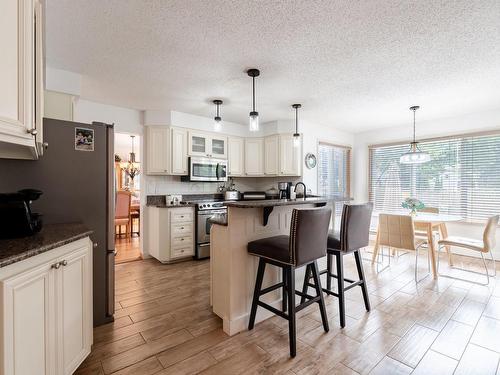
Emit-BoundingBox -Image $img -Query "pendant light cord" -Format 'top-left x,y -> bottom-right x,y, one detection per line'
252,76 -> 256,112
413,108 -> 416,143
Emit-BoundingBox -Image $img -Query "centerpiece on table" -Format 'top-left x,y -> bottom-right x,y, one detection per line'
401,198 -> 425,216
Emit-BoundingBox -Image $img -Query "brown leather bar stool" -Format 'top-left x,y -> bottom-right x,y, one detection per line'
247,207 -> 332,357
303,203 -> 373,328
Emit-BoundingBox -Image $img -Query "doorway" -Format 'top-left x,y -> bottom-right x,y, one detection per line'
114,132 -> 142,263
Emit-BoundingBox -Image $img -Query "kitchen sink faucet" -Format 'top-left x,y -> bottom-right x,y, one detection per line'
294,182 -> 307,199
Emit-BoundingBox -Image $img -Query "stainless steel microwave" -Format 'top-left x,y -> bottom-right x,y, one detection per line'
187,157 -> 228,182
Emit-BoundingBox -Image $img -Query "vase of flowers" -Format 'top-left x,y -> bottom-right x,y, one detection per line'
401,198 -> 425,216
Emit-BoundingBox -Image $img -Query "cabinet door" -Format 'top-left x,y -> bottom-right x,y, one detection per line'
264,135 -> 279,176
57,246 -> 92,375
170,127 -> 188,175
279,134 -> 301,176
210,136 -> 227,159
244,138 -> 264,176
146,126 -> 169,174
228,137 -> 244,176
188,131 -> 209,157
0,0 -> 36,149
1,262 -> 56,375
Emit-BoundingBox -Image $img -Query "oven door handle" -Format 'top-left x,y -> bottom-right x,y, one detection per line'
216,162 -> 220,180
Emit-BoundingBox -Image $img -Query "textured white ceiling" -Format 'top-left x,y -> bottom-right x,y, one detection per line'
46,0 -> 500,132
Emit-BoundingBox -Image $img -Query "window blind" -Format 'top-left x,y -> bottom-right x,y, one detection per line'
318,143 -> 351,224
369,132 -> 500,221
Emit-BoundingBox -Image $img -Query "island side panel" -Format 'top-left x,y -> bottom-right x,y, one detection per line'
211,204 -> 314,336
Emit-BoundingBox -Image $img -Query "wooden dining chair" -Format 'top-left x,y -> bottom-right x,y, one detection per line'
375,214 -> 429,282
115,190 -> 132,240
437,215 -> 498,285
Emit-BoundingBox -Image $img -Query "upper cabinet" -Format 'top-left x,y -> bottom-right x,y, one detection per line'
170,127 -> 188,175
188,131 -> 227,159
279,134 -> 301,176
0,0 -> 44,159
264,135 -> 279,176
227,137 -> 244,176
146,126 -> 170,175
244,138 -> 264,176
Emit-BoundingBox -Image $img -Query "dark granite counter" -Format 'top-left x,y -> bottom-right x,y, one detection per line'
0,223 -> 92,268
149,203 -> 196,208
225,197 -> 329,208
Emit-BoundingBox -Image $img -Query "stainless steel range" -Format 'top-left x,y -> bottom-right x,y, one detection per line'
193,201 -> 227,259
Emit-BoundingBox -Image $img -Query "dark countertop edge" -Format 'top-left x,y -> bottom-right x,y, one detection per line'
0,223 -> 92,269
146,203 -> 196,208
225,197 -> 329,208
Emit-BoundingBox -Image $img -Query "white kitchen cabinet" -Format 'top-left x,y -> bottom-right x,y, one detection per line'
279,134 -> 302,176
188,131 -> 227,159
245,138 -> 264,176
170,127 -> 188,175
146,126 -> 170,175
264,135 -> 279,176
147,206 -> 195,263
227,137 -> 244,176
0,237 -> 93,375
0,0 -> 44,159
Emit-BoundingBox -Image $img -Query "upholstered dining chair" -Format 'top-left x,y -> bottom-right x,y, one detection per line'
437,215 -> 498,285
376,214 -> 429,282
115,190 -> 132,239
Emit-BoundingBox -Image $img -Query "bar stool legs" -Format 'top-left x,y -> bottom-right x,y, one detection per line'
248,259 -> 329,358
318,249 -> 371,328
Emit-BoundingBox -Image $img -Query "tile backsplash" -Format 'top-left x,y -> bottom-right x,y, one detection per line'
144,175 -> 301,195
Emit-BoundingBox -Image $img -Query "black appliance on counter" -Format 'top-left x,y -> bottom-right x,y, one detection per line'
278,182 -> 293,199
0,189 -> 43,238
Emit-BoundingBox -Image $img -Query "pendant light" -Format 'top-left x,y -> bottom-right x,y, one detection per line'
292,104 -> 301,147
213,99 -> 223,132
121,135 -> 140,180
400,106 -> 431,164
247,68 -> 260,132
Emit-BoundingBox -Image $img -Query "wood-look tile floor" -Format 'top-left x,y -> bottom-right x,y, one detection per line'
76,249 -> 500,375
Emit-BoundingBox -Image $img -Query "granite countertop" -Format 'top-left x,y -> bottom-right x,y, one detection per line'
0,223 -> 92,268
225,197 -> 329,208
149,203 -> 197,208
208,214 -> 228,226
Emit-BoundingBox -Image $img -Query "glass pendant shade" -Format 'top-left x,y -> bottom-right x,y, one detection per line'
292,104 -> 302,147
249,111 -> 259,132
400,142 -> 431,164
293,134 -> 301,147
213,116 -> 222,132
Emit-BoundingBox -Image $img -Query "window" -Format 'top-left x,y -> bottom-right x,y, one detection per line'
318,143 -> 351,227
369,132 -> 500,221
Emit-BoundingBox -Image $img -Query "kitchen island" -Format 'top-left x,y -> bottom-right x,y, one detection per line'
210,197 -> 330,335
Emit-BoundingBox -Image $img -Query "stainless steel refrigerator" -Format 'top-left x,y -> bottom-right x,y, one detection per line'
0,118 -> 115,326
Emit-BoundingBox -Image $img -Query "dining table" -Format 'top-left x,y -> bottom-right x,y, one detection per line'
371,212 -> 463,279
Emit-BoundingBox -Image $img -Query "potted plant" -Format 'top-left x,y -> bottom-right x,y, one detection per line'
402,198 -> 425,216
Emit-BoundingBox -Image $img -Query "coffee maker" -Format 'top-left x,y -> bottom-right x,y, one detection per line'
278,182 -> 293,199
0,189 -> 43,239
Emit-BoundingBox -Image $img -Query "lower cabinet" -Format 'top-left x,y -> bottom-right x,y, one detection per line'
147,206 -> 195,263
0,237 -> 93,375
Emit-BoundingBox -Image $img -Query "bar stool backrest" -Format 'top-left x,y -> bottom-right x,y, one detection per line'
378,214 -> 416,251
289,207 -> 331,267
483,215 -> 499,252
339,203 -> 374,251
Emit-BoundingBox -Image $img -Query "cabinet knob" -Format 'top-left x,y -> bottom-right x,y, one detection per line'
93,242 -> 98,248
27,129 -> 38,136
42,142 -> 49,149
180,227 -> 184,229
60,260 -> 68,267
51,262 -> 61,269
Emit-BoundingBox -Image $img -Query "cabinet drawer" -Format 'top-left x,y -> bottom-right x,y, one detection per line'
170,211 -> 193,223
171,223 -> 193,236
171,235 -> 193,249
171,246 -> 194,259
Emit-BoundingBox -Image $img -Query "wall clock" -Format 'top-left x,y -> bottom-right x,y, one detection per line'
305,153 -> 317,169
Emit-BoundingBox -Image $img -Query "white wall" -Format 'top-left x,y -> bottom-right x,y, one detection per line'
352,108 -> 500,259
